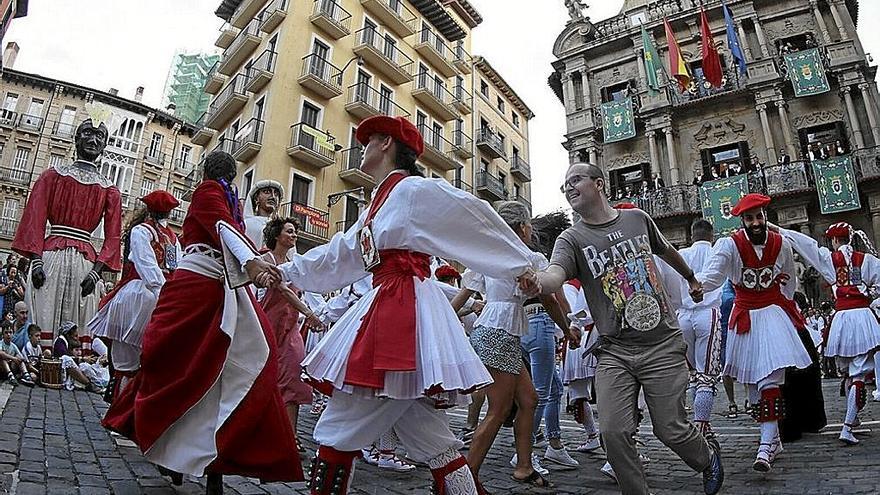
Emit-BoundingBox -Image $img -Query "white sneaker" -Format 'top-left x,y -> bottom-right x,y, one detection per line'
544,445 -> 579,467
873,389 -> 880,402
600,461 -> 617,483
839,425 -> 859,445
361,446 -> 380,466
378,454 -> 416,472
509,453 -> 549,476
576,433 -> 601,452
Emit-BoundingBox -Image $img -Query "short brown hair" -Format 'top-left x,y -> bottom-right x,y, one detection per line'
263,217 -> 301,250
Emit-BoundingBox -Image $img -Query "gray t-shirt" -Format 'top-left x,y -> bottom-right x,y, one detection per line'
550,209 -> 680,345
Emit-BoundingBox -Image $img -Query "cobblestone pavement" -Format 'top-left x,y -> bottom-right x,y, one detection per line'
0,379 -> 876,494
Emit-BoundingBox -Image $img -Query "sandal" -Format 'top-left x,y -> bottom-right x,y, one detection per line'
512,469 -> 553,488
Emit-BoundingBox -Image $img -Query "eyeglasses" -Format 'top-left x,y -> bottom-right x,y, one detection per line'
559,175 -> 598,193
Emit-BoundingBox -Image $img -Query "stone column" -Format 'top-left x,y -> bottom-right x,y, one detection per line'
842,85 -> 865,148
829,0 -> 849,41
859,82 -> 880,145
664,127 -> 680,184
562,73 -> 575,114
635,48 -> 647,91
756,103 -> 777,164
736,21 -> 753,61
775,100 -> 797,158
582,72 -> 593,109
647,130 -> 660,176
753,17 -> 771,58
810,0 -> 832,44
872,211 -> 880,250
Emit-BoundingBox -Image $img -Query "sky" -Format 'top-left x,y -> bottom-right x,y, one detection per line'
5,0 -> 880,214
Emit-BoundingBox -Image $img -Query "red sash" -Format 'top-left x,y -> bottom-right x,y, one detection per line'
831,250 -> 871,311
99,220 -> 176,308
729,230 -> 805,333
344,172 -> 430,390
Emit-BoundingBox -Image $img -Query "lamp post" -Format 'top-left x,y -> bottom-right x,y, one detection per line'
336,56 -> 364,86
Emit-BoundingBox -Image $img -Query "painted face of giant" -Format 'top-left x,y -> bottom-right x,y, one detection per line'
74,120 -> 109,162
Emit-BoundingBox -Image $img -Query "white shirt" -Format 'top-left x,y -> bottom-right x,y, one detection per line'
129,224 -> 181,295
562,283 -> 592,329
779,227 -> 880,291
698,233 -> 797,300
676,241 -> 723,310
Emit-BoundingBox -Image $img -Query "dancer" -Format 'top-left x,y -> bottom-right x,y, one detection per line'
560,279 -> 600,452
274,115 -> 537,494
776,222 -> 880,444
537,163 -> 723,495
102,151 -> 302,494
12,106 -> 122,347
88,190 -> 181,400
698,193 -> 823,472
675,220 -> 724,439
244,179 -> 283,249
259,217 -> 325,441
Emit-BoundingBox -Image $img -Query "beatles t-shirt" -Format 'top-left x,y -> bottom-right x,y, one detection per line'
550,209 -> 680,345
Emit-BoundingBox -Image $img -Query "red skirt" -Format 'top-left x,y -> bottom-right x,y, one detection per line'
102,269 -> 302,481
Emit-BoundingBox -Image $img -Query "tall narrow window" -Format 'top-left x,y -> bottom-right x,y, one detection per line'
572,72 -> 585,111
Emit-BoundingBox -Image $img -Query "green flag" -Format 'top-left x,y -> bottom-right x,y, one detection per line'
699,175 -> 750,236
784,48 -> 830,97
601,97 -> 637,143
812,155 -> 861,214
641,24 -> 662,94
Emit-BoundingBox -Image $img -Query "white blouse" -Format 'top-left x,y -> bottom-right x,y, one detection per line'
465,251 -> 548,336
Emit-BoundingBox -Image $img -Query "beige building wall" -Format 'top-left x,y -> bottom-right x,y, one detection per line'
0,68 -> 202,256
199,0 -> 533,250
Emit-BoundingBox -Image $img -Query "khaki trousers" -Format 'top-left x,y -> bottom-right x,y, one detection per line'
595,332 -> 710,495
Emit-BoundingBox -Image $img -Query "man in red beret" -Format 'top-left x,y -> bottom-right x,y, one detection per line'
87,189 -> 182,400
271,115 -> 540,494
774,220 -> 880,444
698,193 -> 825,472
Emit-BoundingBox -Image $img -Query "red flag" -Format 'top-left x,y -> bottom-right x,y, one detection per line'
664,18 -> 691,91
700,7 -> 723,88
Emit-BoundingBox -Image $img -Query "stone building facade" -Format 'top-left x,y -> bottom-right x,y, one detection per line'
0,67 -> 202,257
550,0 -> 880,247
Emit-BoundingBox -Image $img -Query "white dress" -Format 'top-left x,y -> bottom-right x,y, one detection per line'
779,228 -> 880,361
561,283 -> 597,384
699,234 -> 812,384
279,175 -> 533,400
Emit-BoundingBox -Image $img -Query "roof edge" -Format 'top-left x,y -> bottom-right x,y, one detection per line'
473,56 -> 535,120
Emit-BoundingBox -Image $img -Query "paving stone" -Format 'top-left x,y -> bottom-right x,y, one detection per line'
15,481 -> 47,495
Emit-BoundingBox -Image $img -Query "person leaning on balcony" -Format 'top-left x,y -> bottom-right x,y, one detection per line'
651,173 -> 665,190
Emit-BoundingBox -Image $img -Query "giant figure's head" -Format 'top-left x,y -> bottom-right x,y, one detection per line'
74,119 -> 109,162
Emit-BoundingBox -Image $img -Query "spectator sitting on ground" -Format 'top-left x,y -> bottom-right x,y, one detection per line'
10,301 -> 30,350
53,321 -> 104,393
0,321 -> 35,385
22,324 -> 41,366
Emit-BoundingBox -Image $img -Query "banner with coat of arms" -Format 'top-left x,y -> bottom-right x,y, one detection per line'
784,48 -> 830,98
601,97 -> 636,143
699,174 -> 750,236
811,155 -> 861,214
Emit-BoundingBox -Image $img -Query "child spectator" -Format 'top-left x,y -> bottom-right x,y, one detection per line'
53,321 -> 104,393
0,321 -> 35,385
23,324 -> 41,365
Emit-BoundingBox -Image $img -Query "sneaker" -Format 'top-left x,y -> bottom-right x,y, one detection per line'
873,390 -> 880,402
456,427 -> 474,446
544,445 -> 579,467
600,461 -> 617,483
509,452 -> 549,476
839,425 -> 859,445
702,446 -> 724,495
6,374 -> 17,386
361,446 -> 380,466
752,445 -> 772,473
576,433 -> 601,452
378,453 -> 416,472
726,403 -> 739,419
533,428 -> 547,448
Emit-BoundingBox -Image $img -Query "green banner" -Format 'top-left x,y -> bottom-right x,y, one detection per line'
812,155 -> 861,214
784,48 -> 830,97
601,97 -> 636,143
699,174 -> 749,236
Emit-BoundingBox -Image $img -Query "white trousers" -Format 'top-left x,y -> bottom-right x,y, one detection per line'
314,391 -> 463,463
27,248 -> 98,348
680,307 -> 722,382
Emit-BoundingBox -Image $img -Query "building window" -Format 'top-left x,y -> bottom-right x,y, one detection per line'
496,96 -> 505,114
572,72 -> 585,111
291,174 -> 312,205
172,187 -> 187,200
12,147 -> 29,171
242,169 -> 254,196
512,113 -> 520,128
49,154 -> 65,169
2,198 -> 19,231
148,133 -> 164,158
480,79 -> 489,98
379,85 -> 393,115
57,106 -> 77,137
179,144 -> 192,167
431,122 -> 442,148
514,183 -> 521,199
109,118 -> 145,153
383,34 -> 397,62
601,81 -> 630,103
480,158 -> 489,172
140,178 -> 155,197
2,92 -> 17,114
99,154 -> 136,194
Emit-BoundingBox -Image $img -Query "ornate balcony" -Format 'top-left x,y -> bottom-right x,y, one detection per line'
230,118 -> 264,162
204,60 -> 225,94
215,23 -> 237,49
17,113 -> 43,133
0,165 -> 31,189
338,146 -> 375,188
510,155 -> 531,181
360,0 -> 416,38
453,179 -> 472,194
826,39 -> 861,69
0,110 -> 16,128
310,0 -> 352,40
0,218 -> 19,240
259,0 -> 288,33
414,25 -> 458,78
298,54 -> 343,99
217,18 -> 261,77
144,149 -> 166,168
451,130 -> 473,159
173,157 -> 195,176
452,84 -> 472,115
245,49 -> 276,93
671,68 -> 746,107
418,125 -> 459,171
279,201 -> 331,243
353,27 -> 414,84
168,207 -> 187,226
476,128 -> 506,160
344,82 -> 410,121
205,73 -> 248,130
412,73 -> 458,122
230,0 -> 268,28
476,170 -> 506,202
748,161 -> 813,196
287,122 -> 336,168
854,146 -> 880,181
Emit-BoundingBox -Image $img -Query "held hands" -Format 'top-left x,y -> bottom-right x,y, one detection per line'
245,258 -> 283,288
471,300 -> 485,316
516,268 -> 541,298
566,325 -> 582,350
304,312 -> 326,332
688,278 -> 704,304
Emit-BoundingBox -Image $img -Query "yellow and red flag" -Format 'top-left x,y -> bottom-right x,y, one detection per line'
664,18 -> 691,91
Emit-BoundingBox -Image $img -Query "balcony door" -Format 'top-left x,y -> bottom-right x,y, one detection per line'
23,98 -> 44,127
379,85 -> 393,115
348,128 -> 362,170
148,133 -> 163,159
344,196 -> 360,232
58,106 -> 77,136
2,93 -> 17,120
356,70 -> 371,104
431,122 -> 442,150
300,102 -> 321,151
310,40 -> 330,79
383,34 -> 397,62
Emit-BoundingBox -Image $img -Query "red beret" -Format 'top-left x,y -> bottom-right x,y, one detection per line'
141,190 -> 180,214
356,115 -> 424,157
730,193 -> 771,216
613,202 -> 637,210
825,222 -> 852,239
435,265 -> 461,281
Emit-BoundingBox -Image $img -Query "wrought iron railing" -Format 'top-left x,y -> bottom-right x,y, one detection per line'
300,53 -> 343,86
347,82 -> 410,117
312,0 -> 352,32
230,118 -> 264,155
355,26 -> 415,74
476,170 -> 506,199
289,122 -> 336,161
279,201 -> 331,240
